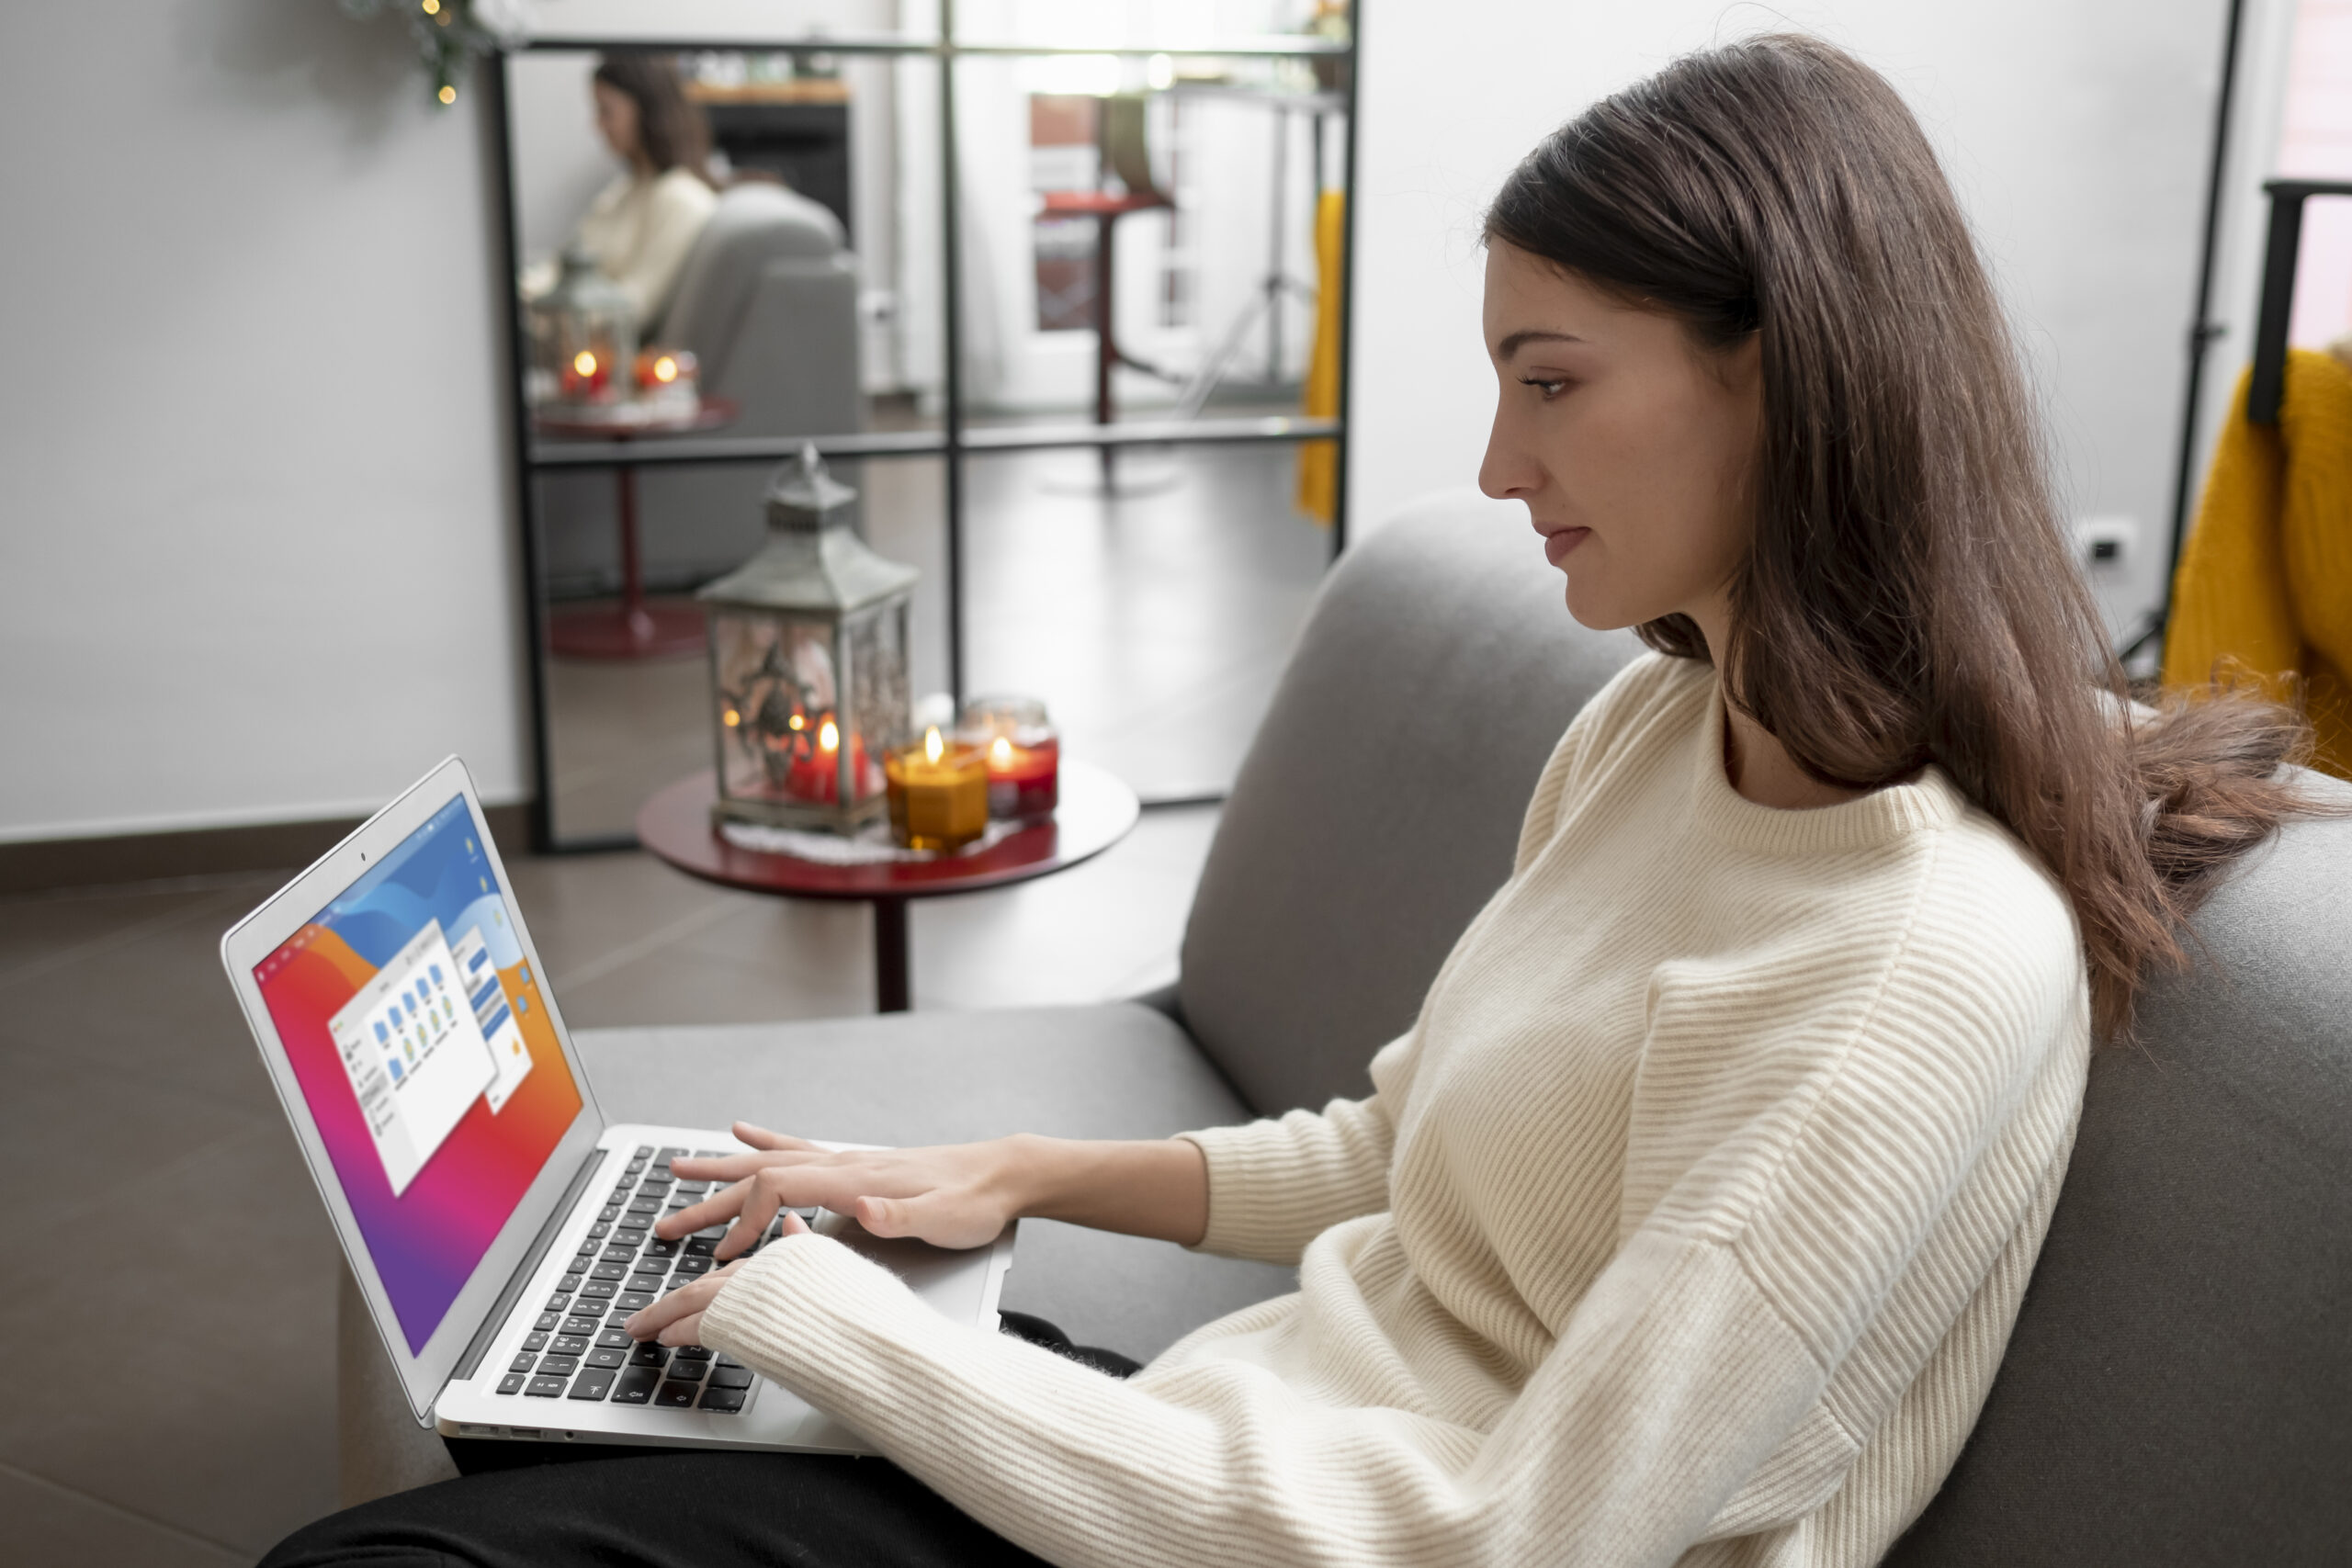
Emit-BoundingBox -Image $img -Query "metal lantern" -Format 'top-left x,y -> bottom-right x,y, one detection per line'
701,446 -> 918,833
527,246 -> 637,408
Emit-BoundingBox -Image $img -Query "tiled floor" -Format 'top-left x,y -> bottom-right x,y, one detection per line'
0,804 -> 1220,1565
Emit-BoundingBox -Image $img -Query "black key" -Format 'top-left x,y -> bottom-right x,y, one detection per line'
634,1145 -> 654,1158
562,1315 -> 601,1337
523,1332 -> 548,1352
611,1367 -> 660,1404
684,1237 -> 718,1257
673,1256 -> 712,1278
616,1291 -> 655,1313
598,1205 -> 621,1224
496,1372 -> 526,1395
587,1260 -> 627,1282
626,1273 -> 666,1294
534,1314 -> 560,1333
586,1347 -> 628,1371
695,1224 -> 728,1240
551,1335 -> 590,1357
568,1368 -> 617,1402
545,1292 -> 571,1314
665,1358 -> 707,1382
628,1342 -> 669,1368
596,1327 -> 633,1349
672,1181 -> 710,1197
641,1238 -> 680,1258
509,1352 -> 536,1375
716,1354 -> 742,1367
638,1176 -> 673,1194
709,1364 -> 755,1389
665,1194 -> 695,1212
654,1382 -> 698,1408
663,1278 -> 692,1293
579,1281 -> 617,1301
526,1375 -> 570,1397
657,1146 -> 687,1162
573,1238 -> 599,1259
560,1270 -> 586,1292
537,1355 -> 580,1376
627,1157 -> 648,1173
609,1185 -> 635,1204
602,1243 -> 640,1263
588,1222 -> 612,1240
693,1150 -> 725,1159
699,1386 -> 748,1413
627,1198 -> 662,1216
616,1213 -> 652,1232
672,1345 -> 713,1362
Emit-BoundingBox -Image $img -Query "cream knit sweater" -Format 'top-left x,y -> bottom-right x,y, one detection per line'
700,652 -> 2092,1568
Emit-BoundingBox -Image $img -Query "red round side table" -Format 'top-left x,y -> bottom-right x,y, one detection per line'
634,759 -> 1140,1013
534,398 -> 738,660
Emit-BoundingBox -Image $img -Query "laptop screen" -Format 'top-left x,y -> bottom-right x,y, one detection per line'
253,794 -> 583,1354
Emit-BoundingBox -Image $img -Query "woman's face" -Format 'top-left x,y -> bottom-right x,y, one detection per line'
1478,242 -> 1761,637
593,81 -> 643,165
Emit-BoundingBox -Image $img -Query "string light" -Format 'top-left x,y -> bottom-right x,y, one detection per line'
421,0 -> 439,12
437,84 -> 457,104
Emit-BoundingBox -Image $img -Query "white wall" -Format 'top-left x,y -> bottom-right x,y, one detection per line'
0,0 -> 527,842
1346,0 -> 2247,644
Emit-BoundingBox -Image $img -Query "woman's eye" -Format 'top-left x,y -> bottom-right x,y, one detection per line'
1520,376 -> 1570,400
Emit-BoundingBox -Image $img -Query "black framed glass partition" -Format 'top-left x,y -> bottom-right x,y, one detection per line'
492,2 -> 1358,849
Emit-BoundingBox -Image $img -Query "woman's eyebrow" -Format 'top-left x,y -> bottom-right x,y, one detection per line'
1497,329 -> 1585,361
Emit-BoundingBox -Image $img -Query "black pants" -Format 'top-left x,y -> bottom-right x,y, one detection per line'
262,1314 -> 1136,1568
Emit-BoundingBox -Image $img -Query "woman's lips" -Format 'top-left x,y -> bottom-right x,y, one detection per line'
1543,527 -> 1591,565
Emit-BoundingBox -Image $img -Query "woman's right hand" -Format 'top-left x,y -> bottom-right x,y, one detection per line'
661,1123 -> 1034,1258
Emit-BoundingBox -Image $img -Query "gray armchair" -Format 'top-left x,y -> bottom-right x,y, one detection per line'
541,181 -> 866,597
344,492 -> 2352,1564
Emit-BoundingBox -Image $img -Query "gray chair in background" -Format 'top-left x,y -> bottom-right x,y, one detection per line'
540,181 -> 865,597
343,492 -> 2352,1565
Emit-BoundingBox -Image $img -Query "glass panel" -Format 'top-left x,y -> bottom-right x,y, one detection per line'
953,0 -> 1341,52
960,443 -> 1329,800
525,0 -> 938,48
949,52 -> 1348,446
538,451 -> 946,845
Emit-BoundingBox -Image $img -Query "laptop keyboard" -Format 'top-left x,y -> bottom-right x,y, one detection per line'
492,1145 -> 802,1414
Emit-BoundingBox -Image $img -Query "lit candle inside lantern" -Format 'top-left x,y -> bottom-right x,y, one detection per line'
781,711 -> 867,805
562,347 -> 611,400
885,726 -> 989,852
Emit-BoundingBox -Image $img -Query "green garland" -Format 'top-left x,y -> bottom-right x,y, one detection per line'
336,0 -> 530,106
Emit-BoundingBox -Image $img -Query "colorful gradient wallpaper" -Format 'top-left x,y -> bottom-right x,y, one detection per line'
256,796 -> 582,1352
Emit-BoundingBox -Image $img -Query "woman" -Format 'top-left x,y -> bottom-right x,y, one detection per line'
270,34 -> 2317,1568
532,54 -> 718,334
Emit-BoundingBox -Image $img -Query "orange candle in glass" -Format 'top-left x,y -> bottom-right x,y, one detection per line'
884,727 -> 989,852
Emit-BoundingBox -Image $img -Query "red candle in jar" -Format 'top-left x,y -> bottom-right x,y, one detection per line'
983,733 -> 1059,824
562,347 -> 611,401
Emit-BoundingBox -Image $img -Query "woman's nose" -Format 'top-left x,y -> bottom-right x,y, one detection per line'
1479,416 -> 1539,502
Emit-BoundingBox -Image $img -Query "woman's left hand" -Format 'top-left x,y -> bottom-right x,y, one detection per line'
622,1211 -> 809,1345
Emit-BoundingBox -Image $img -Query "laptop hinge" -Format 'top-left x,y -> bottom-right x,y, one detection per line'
450,1144 -> 610,1384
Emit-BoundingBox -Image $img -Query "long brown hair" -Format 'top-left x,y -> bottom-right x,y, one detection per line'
1486,33 -> 2318,1042
594,53 -> 712,184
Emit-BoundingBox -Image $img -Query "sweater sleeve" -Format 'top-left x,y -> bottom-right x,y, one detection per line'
1171,1032 -> 1415,1264
694,874 -> 2086,1568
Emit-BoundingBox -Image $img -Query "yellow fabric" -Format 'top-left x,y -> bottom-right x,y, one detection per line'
2163,350 -> 2352,778
1295,188 -> 1346,525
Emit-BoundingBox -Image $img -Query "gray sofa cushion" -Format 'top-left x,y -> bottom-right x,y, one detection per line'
1179,491 -> 1644,1117
1887,781 -> 2352,1566
576,1005 -> 1295,1358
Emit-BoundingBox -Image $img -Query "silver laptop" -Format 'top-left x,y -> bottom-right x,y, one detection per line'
220,755 -> 1014,1452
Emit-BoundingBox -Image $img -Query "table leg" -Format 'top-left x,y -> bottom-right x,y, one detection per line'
873,897 -> 911,1013
548,458 -> 707,660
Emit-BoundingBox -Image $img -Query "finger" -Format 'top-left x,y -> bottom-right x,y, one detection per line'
656,1309 -> 707,1348
626,1261 -> 739,1341
779,1209 -> 811,1236
713,1170 -> 789,1262
733,1122 -> 816,1152
655,1176 -> 752,1239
